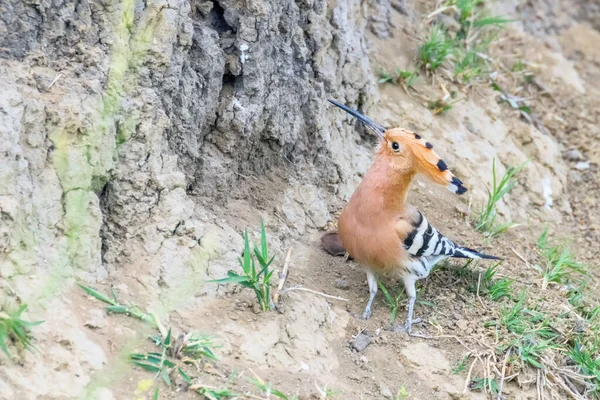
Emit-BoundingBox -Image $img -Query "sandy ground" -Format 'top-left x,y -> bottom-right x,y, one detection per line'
2,0 -> 600,399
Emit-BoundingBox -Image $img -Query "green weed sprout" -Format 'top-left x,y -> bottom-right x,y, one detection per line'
0,304 -> 44,358
377,279 -> 404,325
475,158 -> 526,238
78,284 -> 158,327
471,377 -> 499,394
535,229 -> 586,289
210,220 -> 275,311
482,264 -> 513,301
130,328 -> 175,386
418,25 -> 453,71
379,69 -> 418,87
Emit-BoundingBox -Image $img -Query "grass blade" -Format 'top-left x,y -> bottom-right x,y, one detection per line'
131,361 -> 161,373
161,368 -> 171,386
178,367 -> 191,383
474,16 -> 513,27
78,284 -> 116,305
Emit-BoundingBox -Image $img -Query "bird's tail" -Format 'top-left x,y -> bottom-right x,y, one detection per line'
451,246 -> 502,260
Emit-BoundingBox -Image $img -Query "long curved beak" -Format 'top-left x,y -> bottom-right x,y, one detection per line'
328,99 -> 386,139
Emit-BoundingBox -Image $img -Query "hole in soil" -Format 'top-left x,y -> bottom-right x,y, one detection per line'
208,1 -> 233,33
221,71 -> 236,87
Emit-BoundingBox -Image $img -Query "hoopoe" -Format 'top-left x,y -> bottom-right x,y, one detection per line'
328,100 -> 501,333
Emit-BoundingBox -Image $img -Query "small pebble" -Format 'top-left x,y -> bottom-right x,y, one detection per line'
576,161 -> 590,170
379,382 -> 393,399
565,149 -> 585,161
351,333 -> 371,352
334,278 -> 350,290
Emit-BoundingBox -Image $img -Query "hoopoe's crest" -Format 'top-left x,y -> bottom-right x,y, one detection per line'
328,99 -> 467,195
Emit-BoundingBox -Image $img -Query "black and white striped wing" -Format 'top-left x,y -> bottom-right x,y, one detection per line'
403,212 -> 456,257
402,212 -> 501,260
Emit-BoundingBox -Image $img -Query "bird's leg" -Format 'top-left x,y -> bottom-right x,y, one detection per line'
403,276 -> 418,334
406,295 -> 417,334
362,270 -> 378,319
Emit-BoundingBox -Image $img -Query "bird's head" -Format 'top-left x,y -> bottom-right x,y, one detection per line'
329,99 -> 467,195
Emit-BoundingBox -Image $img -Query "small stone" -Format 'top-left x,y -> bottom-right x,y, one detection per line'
576,161 -> 590,170
351,333 -> 371,352
334,278 -> 350,290
565,149 -> 585,161
379,382 -> 393,399
321,232 -> 346,256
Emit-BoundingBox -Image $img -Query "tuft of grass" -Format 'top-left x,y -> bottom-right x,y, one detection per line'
428,98 -> 462,115
150,331 -> 218,362
130,346 -> 175,387
568,341 -> 600,397
509,334 -> 557,369
0,304 -> 44,358
470,377 -> 499,394
395,386 -> 409,399
377,279 -> 405,325
418,25 -> 454,71
474,158 -> 526,238
454,50 -> 483,83
131,326 -> 220,392
81,283 -> 222,396
78,284 -> 159,327
209,220 -> 275,311
419,0 -> 512,84
535,229 -> 586,289
485,290 -> 556,339
451,355 -> 469,375
481,264 -> 513,301
379,69 -> 418,87
486,290 -> 528,334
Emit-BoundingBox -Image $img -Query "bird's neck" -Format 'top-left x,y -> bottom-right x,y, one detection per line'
361,157 -> 415,212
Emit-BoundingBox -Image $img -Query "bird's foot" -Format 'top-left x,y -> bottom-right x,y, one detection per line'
361,306 -> 372,320
392,318 -> 423,334
349,309 -> 372,321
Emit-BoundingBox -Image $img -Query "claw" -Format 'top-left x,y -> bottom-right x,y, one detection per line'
362,307 -> 372,320
392,318 -> 422,334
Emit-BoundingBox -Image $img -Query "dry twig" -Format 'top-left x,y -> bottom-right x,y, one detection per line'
497,348 -> 511,400
272,248 -> 292,304
511,248 -> 533,269
281,286 -> 349,302
464,357 -> 479,393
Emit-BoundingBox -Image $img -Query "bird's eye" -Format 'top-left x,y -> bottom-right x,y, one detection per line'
391,142 -> 400,151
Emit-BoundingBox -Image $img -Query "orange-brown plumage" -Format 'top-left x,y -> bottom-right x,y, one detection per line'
337,157 -> 412,272
328,100 -> 500,333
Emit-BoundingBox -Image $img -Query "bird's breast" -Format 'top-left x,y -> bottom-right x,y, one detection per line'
338,205 -> 406,272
